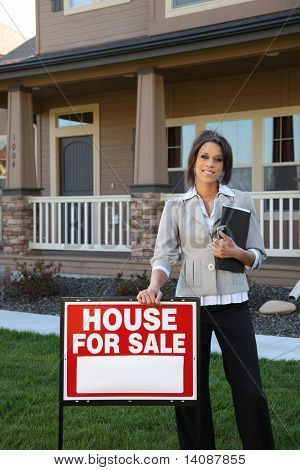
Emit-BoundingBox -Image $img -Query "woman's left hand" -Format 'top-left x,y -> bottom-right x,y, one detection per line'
210,230 -> 239,259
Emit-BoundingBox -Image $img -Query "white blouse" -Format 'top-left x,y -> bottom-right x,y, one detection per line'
152,184 -> 259,306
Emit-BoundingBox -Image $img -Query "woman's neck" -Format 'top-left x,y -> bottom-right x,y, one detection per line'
195,181 -> 220,200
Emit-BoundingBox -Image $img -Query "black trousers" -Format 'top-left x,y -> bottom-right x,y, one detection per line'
175,300 -> 275,450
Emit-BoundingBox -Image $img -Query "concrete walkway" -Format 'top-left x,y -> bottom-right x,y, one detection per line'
0,309 -> 299,361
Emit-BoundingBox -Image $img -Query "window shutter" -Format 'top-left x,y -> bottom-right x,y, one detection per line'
52,0 -> 64,12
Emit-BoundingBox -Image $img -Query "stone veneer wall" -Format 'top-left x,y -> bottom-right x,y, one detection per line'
2,196 -> 35,256
130,192 -> 165,260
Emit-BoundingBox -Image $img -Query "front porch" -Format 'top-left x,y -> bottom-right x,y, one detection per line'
0,190 -> 298,287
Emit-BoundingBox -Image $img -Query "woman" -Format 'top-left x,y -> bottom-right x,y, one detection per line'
136,129 -> 275,450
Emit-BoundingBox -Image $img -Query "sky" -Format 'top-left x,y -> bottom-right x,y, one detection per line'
0,0 -> 36,39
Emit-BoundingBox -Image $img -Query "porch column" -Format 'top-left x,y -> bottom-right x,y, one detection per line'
2,87 -> 41,255
130,68 -> 170,260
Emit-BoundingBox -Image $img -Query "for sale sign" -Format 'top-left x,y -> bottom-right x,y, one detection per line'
61,298 -> 199,403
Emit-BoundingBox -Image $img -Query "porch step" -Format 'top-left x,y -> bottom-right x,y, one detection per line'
246,263 -> 299,288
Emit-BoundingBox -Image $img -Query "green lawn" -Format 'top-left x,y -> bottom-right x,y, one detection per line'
0,328 -> 299,450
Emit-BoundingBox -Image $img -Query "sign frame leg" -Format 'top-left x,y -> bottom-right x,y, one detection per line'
58,401 -> 64,450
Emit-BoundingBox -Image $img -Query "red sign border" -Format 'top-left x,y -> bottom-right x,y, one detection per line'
60,296 -> 200,405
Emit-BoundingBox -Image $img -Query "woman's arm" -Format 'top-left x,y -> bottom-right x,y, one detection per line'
150,199 -> 180,275
137,199 -> 179,305
234,246 -> 256,266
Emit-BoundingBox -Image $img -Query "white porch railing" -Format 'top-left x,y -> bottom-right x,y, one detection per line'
162,191 -> 300,257
27,195 -> 131,252
252,191 -> 299,257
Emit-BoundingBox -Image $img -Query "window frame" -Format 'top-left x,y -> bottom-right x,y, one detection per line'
0,134 -> 7,180
63,0 -> 131,15
263,115 -> 300,165
167,124 -> 197,171
165,0 -> 256,18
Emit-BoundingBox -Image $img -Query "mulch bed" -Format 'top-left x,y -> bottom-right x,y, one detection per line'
0,277 -> 299,338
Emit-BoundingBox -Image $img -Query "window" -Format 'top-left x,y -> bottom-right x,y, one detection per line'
56,112 -> 93,127
166,0 -> 255,18
167,124 -> 196,169
64,0 -> 131,15
70,0 -> 92,6
0,135 -> 7,178
173,0 -> 209,6
167,124 -> 196,193
264,115 -> 300,192
0,135 -> 7,191
206,119 -> 252,191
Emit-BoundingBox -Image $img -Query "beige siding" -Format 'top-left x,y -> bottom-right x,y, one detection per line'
287,68 -> 300,105
100,90 -> 136,195
150,0 -> 298,36
41,111 -> 50,195
40,89 -> 136,196
166,69 -> 300,118
36,0 -> 300,55
38,0 -> 149,54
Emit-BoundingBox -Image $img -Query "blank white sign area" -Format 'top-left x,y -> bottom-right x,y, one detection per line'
76,355 -> 184,394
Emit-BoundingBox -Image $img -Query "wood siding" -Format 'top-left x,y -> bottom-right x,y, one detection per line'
40,89 -> 136,196
100,90 -> 136,195
38,0 -> 149,54
41,110 -> 50,195
150,0 -> 299,36
36,0 -> 297,55
165,69 -> 300,118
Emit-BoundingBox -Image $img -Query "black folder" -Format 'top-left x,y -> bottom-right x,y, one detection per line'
215,204 -> 250,273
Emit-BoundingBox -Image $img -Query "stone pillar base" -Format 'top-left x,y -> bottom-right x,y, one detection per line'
130,192 -> 165,259
2,196 -> 40,256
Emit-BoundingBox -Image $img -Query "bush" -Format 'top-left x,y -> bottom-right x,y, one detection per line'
113,270 -> 150,296
113,270 -> 177,298
2,260 -> 62,299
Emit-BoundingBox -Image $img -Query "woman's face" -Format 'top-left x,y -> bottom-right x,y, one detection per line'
194,141 -> 224,186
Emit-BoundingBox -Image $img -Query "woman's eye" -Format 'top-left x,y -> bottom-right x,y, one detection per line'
200,155 -> 208,159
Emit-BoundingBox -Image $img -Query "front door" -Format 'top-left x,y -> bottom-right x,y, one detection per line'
60,136 -> 93,245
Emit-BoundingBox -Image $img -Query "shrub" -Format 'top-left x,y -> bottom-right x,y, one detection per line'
113,270 -> 150,296
2,260 -> 62,299
113,270 -> 177,298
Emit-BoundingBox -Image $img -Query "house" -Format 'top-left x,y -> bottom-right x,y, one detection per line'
0,0 -> 299,287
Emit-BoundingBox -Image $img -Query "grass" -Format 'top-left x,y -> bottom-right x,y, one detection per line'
0,328 -> 299,450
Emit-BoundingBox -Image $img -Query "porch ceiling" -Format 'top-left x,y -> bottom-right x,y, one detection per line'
162,47 -> 300,83
27,47 -> 299,102
0,47 -> 298,106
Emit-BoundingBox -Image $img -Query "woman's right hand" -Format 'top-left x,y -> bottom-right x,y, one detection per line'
136,287 -> 163,305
